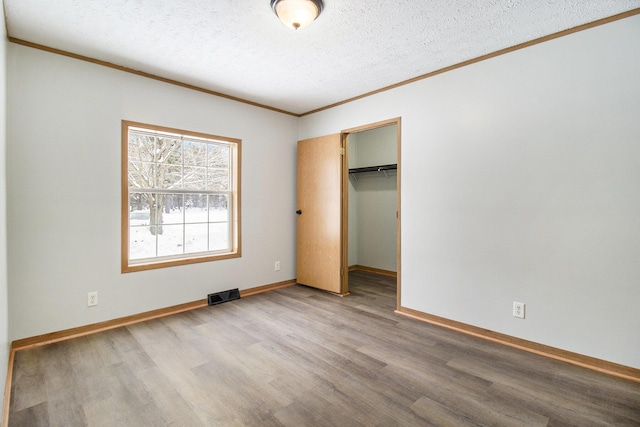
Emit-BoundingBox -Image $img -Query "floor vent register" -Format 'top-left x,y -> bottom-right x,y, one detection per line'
207,288 -> 241,306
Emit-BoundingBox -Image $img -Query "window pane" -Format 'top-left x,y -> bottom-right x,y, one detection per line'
184,166 -> 206,190
133,193 -> 165,236
129,225 -> 157,260
157,164 -> 183,189
185,224 -> 208,254
129,133 -> 155,162
129,193 -> 156,259
161,194 -> 184,225
129,161 -> 155,188
150,193 -> 161,223
184,140 -> 207,166
129,194 -> 150,225
157,224 -> 184,257
207,169 -> 229,191
209,223 -> 229,251
156,137 -> 182,189
208,144 -> 230,168
185,194 -> 208,223
208,195 -> 229,221
156,137 -> 181,163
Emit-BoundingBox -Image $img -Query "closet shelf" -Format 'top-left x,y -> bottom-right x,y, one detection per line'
349,164 -> 397,180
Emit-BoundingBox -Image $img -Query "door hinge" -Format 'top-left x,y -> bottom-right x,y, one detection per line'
340,267 -> 344,277
340,148 -> 345,156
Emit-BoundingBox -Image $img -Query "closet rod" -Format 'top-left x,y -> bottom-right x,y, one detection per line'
348,163 -> 397,174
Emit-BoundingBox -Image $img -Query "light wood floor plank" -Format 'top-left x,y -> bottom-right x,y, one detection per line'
8,270 -> 640,426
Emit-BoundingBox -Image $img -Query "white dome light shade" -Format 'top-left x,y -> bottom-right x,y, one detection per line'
271,0 -> 324,30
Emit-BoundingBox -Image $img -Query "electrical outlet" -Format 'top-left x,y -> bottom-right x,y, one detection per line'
88,291 -> 98,307
513,301 -> 525,319
275,261 -> 281,271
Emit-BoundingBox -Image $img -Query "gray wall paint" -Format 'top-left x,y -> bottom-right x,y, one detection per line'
300,15 -> 640,369
7,44 -> 298,340
348,127 -> 397,271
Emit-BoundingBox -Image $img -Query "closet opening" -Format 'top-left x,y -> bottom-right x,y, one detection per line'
343,118 -> 401,307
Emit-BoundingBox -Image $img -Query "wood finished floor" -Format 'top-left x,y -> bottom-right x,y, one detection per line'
8,270 -> 640,426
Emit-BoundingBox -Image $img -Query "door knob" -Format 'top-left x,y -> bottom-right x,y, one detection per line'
296,210 -> 302,215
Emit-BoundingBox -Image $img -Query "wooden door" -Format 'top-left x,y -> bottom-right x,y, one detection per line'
296,134 -> 346,295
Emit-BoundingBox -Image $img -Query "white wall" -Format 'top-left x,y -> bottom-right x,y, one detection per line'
300,15 -> 640,369
0,4 -> 9,416
348,126 -> 397,271
7,44 -> 298,340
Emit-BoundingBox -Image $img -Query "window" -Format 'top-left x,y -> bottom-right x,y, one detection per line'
122,121 -> 241,272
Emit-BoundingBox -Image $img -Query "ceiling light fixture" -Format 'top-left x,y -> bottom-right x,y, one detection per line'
271,0 -> 324,30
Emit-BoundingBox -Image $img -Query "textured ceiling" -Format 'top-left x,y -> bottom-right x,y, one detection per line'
5,1 -> 640,115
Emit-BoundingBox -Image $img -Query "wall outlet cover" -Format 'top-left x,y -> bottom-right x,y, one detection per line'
513,301 -> 525,319
88,291 -> 98,307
